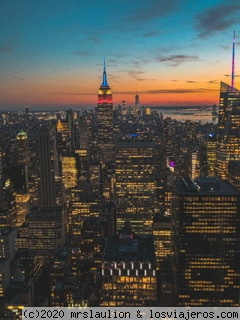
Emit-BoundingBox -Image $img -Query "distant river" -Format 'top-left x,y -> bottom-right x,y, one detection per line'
154,107 -> 217,124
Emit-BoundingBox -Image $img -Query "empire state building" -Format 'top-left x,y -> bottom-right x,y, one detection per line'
97,61 -> 114,164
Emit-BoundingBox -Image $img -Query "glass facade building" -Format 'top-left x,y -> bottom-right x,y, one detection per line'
216,82 -> 240,179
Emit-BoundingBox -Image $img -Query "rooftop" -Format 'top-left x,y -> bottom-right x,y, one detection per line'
174,177 -> 240,196
0,227 -> 16,236
103,234 -> 155,262
115,141 -> 155,149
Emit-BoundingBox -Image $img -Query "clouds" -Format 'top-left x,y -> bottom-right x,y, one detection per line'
116,87 -> 218,95
205,80 -> 219,84
195,3 -> 240,38
127,70 -> 156,82
50,91 -> 95,96
156,55 -> 198,66
128,70 -> 145,81
129,0 -> 182,22
144,88 -> 217,94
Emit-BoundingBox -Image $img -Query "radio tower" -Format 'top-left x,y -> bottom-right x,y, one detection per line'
231,30 -> 236,88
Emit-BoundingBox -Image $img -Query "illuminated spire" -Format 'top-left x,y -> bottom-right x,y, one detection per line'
231,31 -> 236,88
101,58 -> 109,87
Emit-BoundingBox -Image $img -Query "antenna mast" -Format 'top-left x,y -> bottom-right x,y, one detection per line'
231,31 -> 236,88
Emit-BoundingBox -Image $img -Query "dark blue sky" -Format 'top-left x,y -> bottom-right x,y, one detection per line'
1,0 -> 240,107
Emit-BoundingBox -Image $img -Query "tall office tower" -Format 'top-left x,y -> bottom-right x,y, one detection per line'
115,141 -> 157,234
0,135 -> 15,222
0,259 -> 10,300
56,118 -> 70,143
101,224 -> 157,306
89,163 -> 100,190
49,249 -> 72,307
80,216 -> 107,266
0,227 -> 17,261
39,126 -> 59,207
172,177 -> 240,306
205,133 -> 217,176
79,115 -> 89,149
16,130 -> 29,163
0,227 -> 17,302
15,192 -> 30,226
135,94 -> 140,106
216,82 -> 240,179
164,182 -> 173,216
66,109 -> 74,138
66,109 -> 79,150
15,130 -> 30,192
25,106 -> 29,114
227,160 -> 240,190
212,104 -> 218,121
62,155 -> 78,189
17,207 -> 64,261
0,144 -> 4,208
188,150 -> 200,180
77,115 -> 90,178
152,213 -> 171,268
68,181 -> 100,247
75,149 -> 89,179
97,61 -> 114,163
163,117 -> 177,158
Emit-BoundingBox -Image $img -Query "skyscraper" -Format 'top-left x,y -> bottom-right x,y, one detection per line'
16,130 -> 29,166
227,160 -> 240,190
205,133 -> 217,176
97,61 -> 114,163
15,130 -> 29,192
0,144 -> 4,209
115,141 -> 157,234
172,177 -> 240,306
216,82 -> 240,179
101,223 -> 157,306
152,213 -> 171,267
62,155 -> 78,189
18,207 -> 64,260
39,126 -> 59,207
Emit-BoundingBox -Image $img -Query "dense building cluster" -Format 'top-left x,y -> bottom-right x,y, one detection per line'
0,65 -> 239,318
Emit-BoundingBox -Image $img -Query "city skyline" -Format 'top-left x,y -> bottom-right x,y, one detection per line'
0,56 -> 239,313
1,0 -> 240,108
